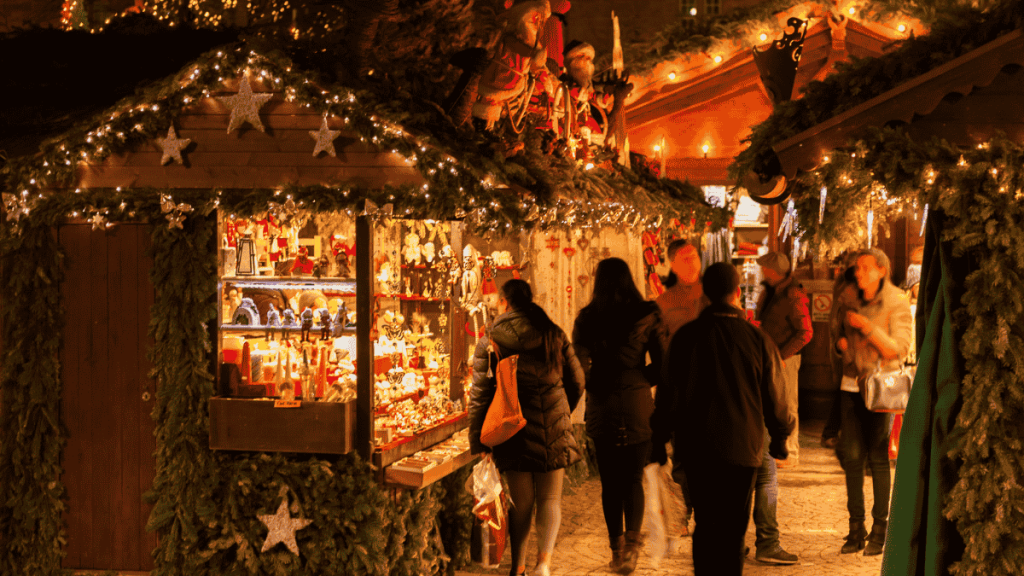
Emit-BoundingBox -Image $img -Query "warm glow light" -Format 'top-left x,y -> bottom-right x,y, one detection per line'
713,55 -> 723,64
668,71 -> 677,80
897,23 -> 907,33
702,144 -> 710,155
585,162 -> 595,170
848,7 -> 856,15
759,33 -> 768,42
653,144 -> 662,152
689,7 -> 697,16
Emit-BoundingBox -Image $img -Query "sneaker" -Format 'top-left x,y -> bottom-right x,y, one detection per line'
755,548 -> 799,565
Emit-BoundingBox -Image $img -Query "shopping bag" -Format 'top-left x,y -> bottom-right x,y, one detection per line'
480,347 -> 525,447
467,455 -> 507,567
642,458 -> 688,566
642,463 -> 669,565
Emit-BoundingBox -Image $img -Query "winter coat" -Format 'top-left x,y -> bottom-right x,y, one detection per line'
653,302 -> 794,468
839,281 -> 913,379
468,309 -> 585,472
755,275 -> 813,359
573,301 -> 667,446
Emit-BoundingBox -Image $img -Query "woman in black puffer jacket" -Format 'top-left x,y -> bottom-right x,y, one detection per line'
468,279 -> 585,576
573,258 -> 666,575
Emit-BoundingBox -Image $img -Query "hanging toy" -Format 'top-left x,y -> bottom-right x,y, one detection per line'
480,255 -> 498,309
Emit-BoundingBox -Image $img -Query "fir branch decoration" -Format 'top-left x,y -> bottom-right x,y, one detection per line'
732,0 -> 1024,182
0,222 -> 68,576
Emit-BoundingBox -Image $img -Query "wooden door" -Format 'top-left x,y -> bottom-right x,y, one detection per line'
60,223 -> 157,571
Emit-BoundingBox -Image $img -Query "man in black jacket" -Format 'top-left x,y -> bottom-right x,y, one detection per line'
652,262 -> 794,576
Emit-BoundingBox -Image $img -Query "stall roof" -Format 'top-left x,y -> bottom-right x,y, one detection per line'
773,28 -> 1024,177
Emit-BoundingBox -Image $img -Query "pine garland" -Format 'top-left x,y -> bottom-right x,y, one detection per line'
0,222 -> 67,576
732,0 -> 1024,183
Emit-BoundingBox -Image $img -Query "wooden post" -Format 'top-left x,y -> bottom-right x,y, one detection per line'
355,216 -> 373,461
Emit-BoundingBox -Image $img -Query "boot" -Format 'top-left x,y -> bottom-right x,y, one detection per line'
864,520 -> 888,556
608,534 -> 625,573
841,520 -> 867,554
618,530 -> 642,574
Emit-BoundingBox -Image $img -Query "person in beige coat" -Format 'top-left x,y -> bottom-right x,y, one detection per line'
834,248 -> 912,557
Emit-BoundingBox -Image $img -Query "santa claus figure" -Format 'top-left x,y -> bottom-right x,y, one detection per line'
472,0 -> 553,128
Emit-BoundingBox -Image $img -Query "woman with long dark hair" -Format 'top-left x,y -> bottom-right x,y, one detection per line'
573,258 -> 666,574
468,279 -> 585,576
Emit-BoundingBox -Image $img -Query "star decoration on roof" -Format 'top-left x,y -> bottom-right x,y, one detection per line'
258,497 -> 312,556
310,116 -> 341,157
156,125 -> 191,165
218,75 -> 273,134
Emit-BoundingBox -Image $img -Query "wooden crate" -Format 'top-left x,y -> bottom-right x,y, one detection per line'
209,397 -> 356,454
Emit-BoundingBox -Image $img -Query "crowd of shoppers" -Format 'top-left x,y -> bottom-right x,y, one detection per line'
468,245 -> 912,575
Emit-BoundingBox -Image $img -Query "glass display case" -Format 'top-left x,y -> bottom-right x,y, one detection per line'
208,211 -> 472,487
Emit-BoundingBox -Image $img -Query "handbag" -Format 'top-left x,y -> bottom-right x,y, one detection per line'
480,346 -> 526,447
862,362 -> 914,413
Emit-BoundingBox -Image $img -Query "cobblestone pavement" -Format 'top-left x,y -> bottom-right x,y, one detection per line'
457,420 -> 889,576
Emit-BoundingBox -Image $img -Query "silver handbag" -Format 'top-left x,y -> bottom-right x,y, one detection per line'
862,363 -> 914,413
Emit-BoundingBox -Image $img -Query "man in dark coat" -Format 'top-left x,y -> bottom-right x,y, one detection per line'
653,262 -> 794,576
755,251 -> 812,461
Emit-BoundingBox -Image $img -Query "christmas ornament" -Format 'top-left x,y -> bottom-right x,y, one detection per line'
160,194 -> 194,230
156,125 -> 191,165
309,116 -> 341,157
88,209 -> 109,231
524,204 -> 540,221
819,186 -> 827,224
258,490 -> 312,556
219,75 -> 273,134
866,208 -> 875,247
920,203 -> 929,237
778,199 -> 796,242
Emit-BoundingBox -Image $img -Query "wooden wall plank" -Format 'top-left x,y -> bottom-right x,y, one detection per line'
136,225 -> 158,571
60,224 -> 92,568
114,150 -> 411,168
90,227 -> 115,569
110,225 -> 141,568
78,165 -> 425,190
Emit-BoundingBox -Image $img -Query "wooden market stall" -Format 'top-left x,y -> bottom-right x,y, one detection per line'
730,6 -> 1024,573
1,18 -> 727,573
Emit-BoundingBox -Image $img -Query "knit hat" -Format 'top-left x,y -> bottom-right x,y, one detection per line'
756,251 -> 790,275
564,39 -> 595,61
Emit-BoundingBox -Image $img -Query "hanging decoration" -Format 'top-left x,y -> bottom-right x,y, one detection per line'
778,199 -> 796,242
156,124 -> 191,165
257,487 -> 313,556
87,206 -> 111,231
310,116 -> 341,158
818,186 -> 827,224
920,203 -> 929,237
866,207 -> 874,247
219,74 -> 273,134
160,194 -> 194,230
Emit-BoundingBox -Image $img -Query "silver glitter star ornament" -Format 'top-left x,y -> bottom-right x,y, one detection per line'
310,116 -> 341,157
156,125 -> 190,165
258,497 -> 312,556
219,75 -> 273,134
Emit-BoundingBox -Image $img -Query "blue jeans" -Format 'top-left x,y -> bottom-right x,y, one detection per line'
752,434 -> 781,554
837,391 -> 893,523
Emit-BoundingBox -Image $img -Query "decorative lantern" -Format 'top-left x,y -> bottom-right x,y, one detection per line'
237,234 -> 257,275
